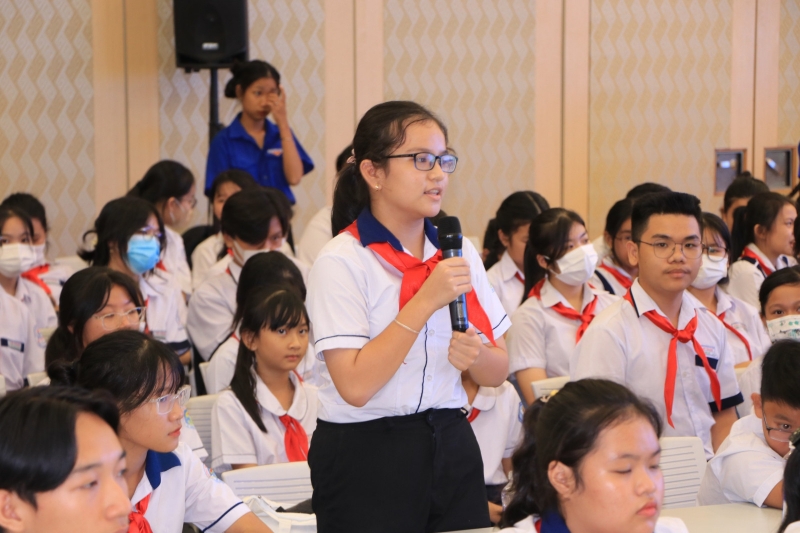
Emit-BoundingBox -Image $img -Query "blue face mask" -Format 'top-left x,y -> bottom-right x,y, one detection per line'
126,235 -> 161,275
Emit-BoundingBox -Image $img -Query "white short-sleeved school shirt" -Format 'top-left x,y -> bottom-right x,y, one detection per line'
738,356 -> 762,415
507,280 -> 618,378
466,380 -> 523,486
307,210 -> 511,423
209,248 -> 311,285
697,414 -> 785,506
130,442 -> 249,532
589,255 -> 633,296
503,514 -> 688,533
163,226 -> 193,297
570,280 -> 743,458
24,262 -> 75,304
187,259 -> 239,360
211,370 -> 318,472
181,410 -> 209,462
687,287 -> 770,365
140,273 -> 190,354
15,277 -> 57,339
487,251 -> 526,317
297,206 -> 332,266
0,289 -> 43,390
192,232 -> 225,291
727,243 -> 796,309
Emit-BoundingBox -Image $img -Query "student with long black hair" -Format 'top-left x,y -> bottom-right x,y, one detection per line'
307,100 -> 509,532
590,198 -> 637,295
48,330 -> 274,533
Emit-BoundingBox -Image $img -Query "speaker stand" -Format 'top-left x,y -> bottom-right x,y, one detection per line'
208,68 -> 224,146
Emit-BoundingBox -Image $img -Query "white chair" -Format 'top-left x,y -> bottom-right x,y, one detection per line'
0,375 -> 6,398
531,376 -> 569,399
27,372 -> 48,387
222,461 -> 313,506
199,362 -> 210,386
659,436 -> 707,508
185,394 -> 218,462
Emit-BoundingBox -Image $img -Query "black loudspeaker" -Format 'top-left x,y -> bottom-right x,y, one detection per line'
174,0 -> 249,70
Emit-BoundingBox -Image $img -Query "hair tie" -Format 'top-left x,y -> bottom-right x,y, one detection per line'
346,149 -> 356,165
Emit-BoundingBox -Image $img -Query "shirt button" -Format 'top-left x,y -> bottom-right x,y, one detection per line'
426,375 -> 433,381
427,329 -> 435,336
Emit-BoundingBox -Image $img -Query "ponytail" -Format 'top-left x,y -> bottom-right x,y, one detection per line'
331,162 -> 371,236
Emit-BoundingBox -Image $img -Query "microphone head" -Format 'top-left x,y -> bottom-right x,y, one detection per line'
437,216 -> 462,251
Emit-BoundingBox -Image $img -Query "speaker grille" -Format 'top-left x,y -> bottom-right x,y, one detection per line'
174,0 -> 248,69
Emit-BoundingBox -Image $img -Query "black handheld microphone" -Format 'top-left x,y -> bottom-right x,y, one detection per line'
437,216 -> 469,333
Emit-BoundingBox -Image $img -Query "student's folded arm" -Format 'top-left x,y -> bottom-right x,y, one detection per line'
763,481 -> 784,509
710,408 -> 738,452
226,512 -> 274,532
515,367 -> 548,404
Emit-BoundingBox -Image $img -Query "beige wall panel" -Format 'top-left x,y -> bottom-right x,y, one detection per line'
754,0 -> 780,173
778,0 -> 800,147
730,0 -> 756,167
156,0 -> 326,236
588,0 -> 733,238
355,0 -> 384,121
383,0 -> 538,239
0,0 -> 97,257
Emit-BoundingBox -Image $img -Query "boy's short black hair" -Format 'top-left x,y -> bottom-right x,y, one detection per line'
630,192 -> 703,243
761,340 -> 800,410
626,182 -> 672,200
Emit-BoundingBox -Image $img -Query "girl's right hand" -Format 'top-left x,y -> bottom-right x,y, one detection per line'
414,257 -> 472,312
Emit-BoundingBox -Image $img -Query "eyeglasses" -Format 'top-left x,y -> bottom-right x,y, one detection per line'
762,409 -> 795,443
93,307 -> 145,331
135,227 -> 163,239
637,240 -> 703,260
148,385 -> 191,415
704,244 -> 729,262
385,152 -> 458,173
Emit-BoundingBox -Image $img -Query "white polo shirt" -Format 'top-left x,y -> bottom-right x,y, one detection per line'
507,279 -> 618,378
688,287 -> 770,365
307,210 -> 511,423
466,380 -> 523,485
297,205 -> 332,266
727,243 -> 796,309
15,277 -> 57,338
25,262 -> 75,303
570,280 -> 743,458
211,370 -> 318,472
486,251 -> 525,317
738,356 -> 763,415
187,259 -> 239,360
697,414 -> 785,507
163,226 -> 193,297
140,272 -> 190,355
191,232 -> 225,291
130,442 -> 249,532
0,289 -> 43,390
589,255 -> 633,296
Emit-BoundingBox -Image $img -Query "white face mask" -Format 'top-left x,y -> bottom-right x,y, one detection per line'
550,243 -> 599,286
232,240 -> 269,266
691,255 -> 728,290
0,243 -> 37,278
766,315 -> 800,343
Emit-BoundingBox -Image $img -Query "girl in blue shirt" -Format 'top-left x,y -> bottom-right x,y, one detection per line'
206,60 -> 314,204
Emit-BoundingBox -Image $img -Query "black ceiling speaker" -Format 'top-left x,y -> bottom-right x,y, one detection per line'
174,0 -> 249,70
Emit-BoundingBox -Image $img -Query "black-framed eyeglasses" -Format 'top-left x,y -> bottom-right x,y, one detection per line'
763,409 -> 795,443
385,152 -> 458,173
637,240 -> 703,259
703,244 -> 728,263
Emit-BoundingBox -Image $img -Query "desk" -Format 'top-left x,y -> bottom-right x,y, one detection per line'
660,503 -> 782,533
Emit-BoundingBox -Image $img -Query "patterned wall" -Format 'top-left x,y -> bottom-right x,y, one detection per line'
156,0 -> 326,235
0,0 -> 94,258
383,0 -> 537,239
588,0 -> 732,236
779,0 -> 800,147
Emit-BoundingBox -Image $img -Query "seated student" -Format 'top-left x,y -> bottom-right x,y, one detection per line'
79,197 -> 191,364
698,340 -> 800,508
728,192 -> 797,309
720,171 -> 769,230
192,169 -> 259,290
461,371 -> 523,525
127,160 -> 198,297
687,213 -> 770,367
779,430 -> 800,533
486,191 -> 550,316
189,188 -> 306,361
571,192 -> 742,458
205,251 -> 312,394
590,199 -> 637,295
0,206 -> 58,342
1,192 -> 75,304
49,330 -> 274,532
211,287 -> 317,471
0,284 -> 41,391
500,379 -> 688,533
507,208 -> 618,405
0,386 -> 129,533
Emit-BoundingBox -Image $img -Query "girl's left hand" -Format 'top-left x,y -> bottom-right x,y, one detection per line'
268,84 -> 288,126
447,328 -> 482,371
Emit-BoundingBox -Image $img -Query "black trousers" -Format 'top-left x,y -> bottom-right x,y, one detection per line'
309,408 -> 491,533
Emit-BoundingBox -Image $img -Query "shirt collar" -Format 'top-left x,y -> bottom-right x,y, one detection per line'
629,279 -> 700,329
601,255 -> 632,279
540,279 -> 596,312
227,260 -> 242,282
139,273 -> 169,297
539,511 -> 571,533
355,208 -> 440,252
714,286 -> 733,316
228,113 -> 280,144
746,243 -> 779,271
468,386 -> 499,412
143,450 -> 181,491
255,370 -> 308,419
499,251 -> 523,282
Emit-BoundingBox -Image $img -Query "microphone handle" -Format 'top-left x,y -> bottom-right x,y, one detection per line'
442,247 -> 469,332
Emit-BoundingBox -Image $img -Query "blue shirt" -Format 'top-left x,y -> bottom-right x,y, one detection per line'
205,113 -> 314,203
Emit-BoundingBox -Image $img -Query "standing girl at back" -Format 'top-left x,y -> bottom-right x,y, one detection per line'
307,100 -> 510,532
590,198 -> 637,295
486,191 -> 550,316
507,208 -> 618,405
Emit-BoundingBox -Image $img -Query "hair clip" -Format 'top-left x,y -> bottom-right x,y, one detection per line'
346,149 -> 356,164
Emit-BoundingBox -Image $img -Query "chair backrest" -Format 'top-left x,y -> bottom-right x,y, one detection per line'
222,461 -> 313,505
185,394 -> 218,461
659,436 -> 706,508
27,372 -> 48,387
199,362 -> 210,387
0,375 -> 5,398
531,376 -> 569,399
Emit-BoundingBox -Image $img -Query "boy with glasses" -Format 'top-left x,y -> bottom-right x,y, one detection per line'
571,192 -> 742,458
698,339 -> 800,508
